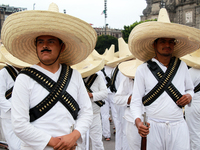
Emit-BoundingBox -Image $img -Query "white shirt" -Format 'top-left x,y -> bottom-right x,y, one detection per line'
0,66 -> 18,119
83,74 -> 108,114
11,64 -> 93,150
130,58 -> 194,123
188,67 -> 200,103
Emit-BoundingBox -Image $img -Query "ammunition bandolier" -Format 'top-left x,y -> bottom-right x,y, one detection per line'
194,83 -> 200,93
142,57 -> 182,108
20,64 -> 80,122
83,73 -> 105,107
101,68 -> 111,87
4,65 -> 18,100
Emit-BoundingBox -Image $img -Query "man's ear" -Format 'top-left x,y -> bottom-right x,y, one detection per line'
152,42 -> 155,49
61,43 -> 65,53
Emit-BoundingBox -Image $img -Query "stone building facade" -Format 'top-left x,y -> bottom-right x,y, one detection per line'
94,27 -> 122,38
141,0 -> 200,29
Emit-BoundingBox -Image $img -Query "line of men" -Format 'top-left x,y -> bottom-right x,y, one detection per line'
0,3 -> 200,150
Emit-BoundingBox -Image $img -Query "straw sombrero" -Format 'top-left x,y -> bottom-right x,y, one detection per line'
1,3 -> 97,66
71,52 -> 105,78
0,44 -> 31,68
180,48 -> 200,69
128,8 -> 200,62
118,59 -> 143,79
105,38 -> 135,68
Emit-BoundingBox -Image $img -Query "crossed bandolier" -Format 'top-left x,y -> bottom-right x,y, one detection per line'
142,57 -> 183,108
20,64 -> 80,122
83,73 -> 105,107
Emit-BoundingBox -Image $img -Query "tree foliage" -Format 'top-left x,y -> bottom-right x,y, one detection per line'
95,35 -> 118,54
122,19 -> 157,43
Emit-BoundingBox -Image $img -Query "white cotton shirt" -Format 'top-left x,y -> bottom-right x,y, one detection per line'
83,74 -> 108,114
11,64 -> 93,150
0,67 -> 18,119
130,58 -> 194,123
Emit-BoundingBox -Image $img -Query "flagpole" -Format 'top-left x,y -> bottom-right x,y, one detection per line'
104,0 -> 107,35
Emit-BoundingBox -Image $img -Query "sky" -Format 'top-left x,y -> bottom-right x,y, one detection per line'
2,0 -> 147,29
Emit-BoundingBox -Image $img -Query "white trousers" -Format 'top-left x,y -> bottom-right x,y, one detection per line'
80,113 -> 104,150
126,121 -> 141,150
1,118 -> 21,150
101,93 -> 118,139
185,103 -> 200,150
115,106 -> 130,150
147,119 -> 190,150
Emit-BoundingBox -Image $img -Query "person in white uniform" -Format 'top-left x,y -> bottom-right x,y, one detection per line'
72,52 -> 107,150
181,49 -> 200,150
114,59 -> 143,150
0,45 -> 31,150
128,8 -> 200,150
1,3 -> 97,150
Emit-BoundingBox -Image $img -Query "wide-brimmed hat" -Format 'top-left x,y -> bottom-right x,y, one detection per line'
1,3 -> 97,66
71,51 -> 105,78
128,8 -> 200,62
0,44 -> 31,68
180,48 -> 200,69
105,37 -> 135,68
118,59 -> 143,79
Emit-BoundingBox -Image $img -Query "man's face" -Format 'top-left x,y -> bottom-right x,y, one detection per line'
153,38 -> 176,57
36,35 -> 64,65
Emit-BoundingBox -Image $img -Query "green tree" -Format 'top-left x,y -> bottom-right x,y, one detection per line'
95,35 -> 118,54
122,19 -> 157,43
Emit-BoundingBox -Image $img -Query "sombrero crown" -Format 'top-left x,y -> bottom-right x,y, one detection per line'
1,3 -> 97,65
180,48 -> 200,69
128,8 -> 200,62
0,44 -> 31,68
71,51 -> 105,78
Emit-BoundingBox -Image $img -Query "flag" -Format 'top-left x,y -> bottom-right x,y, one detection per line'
101,10 -> 105,15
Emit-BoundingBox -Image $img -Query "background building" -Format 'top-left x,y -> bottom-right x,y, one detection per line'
0,4 -> 27,39
141,0 -> 200,29
94,26 -> 122,38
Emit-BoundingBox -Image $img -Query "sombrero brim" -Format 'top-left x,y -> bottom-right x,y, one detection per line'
72,59 -> 105,78
0,62 -> 6,70
180,54 -> 200,69
118,59 -> 143,79
106,55 -> 135,68
0,45 -> 31,68
1,10 -> 97,65
128,21 -> 200,62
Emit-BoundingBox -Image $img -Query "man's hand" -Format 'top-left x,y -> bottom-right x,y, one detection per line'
47,137 -> 61,147
176,94 -> 192,107
54,130 -> 80,150
88,92 -> 93,98
135,118 -> 150,137
127,95 -> 132,105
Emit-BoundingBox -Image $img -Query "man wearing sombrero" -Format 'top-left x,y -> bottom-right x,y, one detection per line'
0,44 -> 30,150
128,8 -> 200,150
1,3 -> 97,150
181,49 -> 200,150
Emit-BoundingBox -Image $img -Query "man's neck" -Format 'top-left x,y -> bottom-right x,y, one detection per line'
37,61 -> 60,73
154,55 -> 172,67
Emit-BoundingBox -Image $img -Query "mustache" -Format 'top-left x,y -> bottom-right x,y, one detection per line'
41,49 -> 52,52
162,47 -> 172,50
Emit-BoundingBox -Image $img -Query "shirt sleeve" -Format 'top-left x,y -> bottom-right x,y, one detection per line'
11,74 -> 51,150
0,68 -> 11,113
183,62 -> 194,106
130,65 -> 145,124
74,71 -> 93,144
114,77 -> 133,106
92,75 -> 108,102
